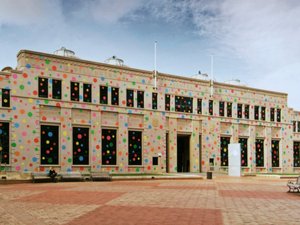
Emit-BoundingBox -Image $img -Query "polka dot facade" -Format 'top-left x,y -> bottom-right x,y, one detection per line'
0,49 -> 298,174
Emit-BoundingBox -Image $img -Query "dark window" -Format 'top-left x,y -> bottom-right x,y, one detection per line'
219,101 -> 225,116
153,157 -> 158,166
271,140 -> 280,167
102,129 -> 117,165
209,100 -> 213,115
111,87 -> 119,105
294,142 -> 300,167
2,89 -> 10,107
298,122 -> 300,133
175,96 -> 193,113
137,91 -> 144,108
277,109 -> 281,122
70,82 -> 79,101
227,102 -> 232,117
245,105 -> 250,119
197,99 -> 202,114
270,108 -> 275,121
127,89 -> 134,107
152,93 -> 158,110
73,127 -> 89,165
293,121 -> 296,132
220,136 -> 230,166
254,106 -> 259,120
52,79 -> 61,99
83,83 -> 92,103
237,104 -> 242,119
261,107 -> 266,121
165,94 -> 170,111
100,86 -> 108,104
0,122 -> 9,164
255,139 -> 264,167
39,77 -> 48,98
239,138 -> 248,167
128,131 -> 142,165
40,125 -> 59,165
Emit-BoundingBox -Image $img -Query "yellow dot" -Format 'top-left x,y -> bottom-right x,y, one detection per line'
46,140 -> 50,144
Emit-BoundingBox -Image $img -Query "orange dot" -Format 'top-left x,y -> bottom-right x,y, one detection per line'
20,109 -> 25,114
15,151 -> 20,156
63,74 -> 67,79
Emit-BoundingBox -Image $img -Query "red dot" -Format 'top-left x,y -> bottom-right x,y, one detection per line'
52,66 -> 57,71
34,138 -> 39,143
23,73 -> 28,78
33,90 -> 38,96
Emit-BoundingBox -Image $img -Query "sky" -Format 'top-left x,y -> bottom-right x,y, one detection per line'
1,0 -> 300,110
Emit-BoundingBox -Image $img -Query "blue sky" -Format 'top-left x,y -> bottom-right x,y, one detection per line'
1,0 -> 300,110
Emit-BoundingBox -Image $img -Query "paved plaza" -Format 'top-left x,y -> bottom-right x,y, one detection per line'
0,176 -> 299,225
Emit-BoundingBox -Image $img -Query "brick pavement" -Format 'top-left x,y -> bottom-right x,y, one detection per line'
0,177 -> 299,225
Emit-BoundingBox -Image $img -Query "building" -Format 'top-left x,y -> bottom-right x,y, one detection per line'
0,48 -> 300,174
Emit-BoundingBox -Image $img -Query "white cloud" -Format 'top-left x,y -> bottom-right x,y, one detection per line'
0,0 -> 64,26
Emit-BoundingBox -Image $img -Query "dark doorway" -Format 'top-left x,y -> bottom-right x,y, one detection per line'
166,133 -> 169,173
177,135 -> 190,172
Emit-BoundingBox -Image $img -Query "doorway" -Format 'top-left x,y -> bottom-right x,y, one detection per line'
177,135 -> 190,172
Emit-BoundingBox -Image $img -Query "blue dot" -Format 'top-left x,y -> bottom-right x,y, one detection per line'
48,132 -> 53,137
79,156 -> 84,161
14,123 -> 20,128
62,145 -> 66,150
26,64 -> 31,69
32,157 -> 38,162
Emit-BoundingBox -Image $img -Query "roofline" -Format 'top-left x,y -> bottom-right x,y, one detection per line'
17,49 -> 288,97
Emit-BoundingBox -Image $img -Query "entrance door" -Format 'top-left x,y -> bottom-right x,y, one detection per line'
177,135 -> 190,172
166,133 -> 169,173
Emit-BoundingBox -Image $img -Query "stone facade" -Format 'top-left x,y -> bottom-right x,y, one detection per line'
0,49 -> 299,174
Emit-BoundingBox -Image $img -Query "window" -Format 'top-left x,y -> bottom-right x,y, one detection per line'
152,93 -> 158,110
128,131 -> 142,165
40,125 -> 59,165
227,102 -> 232,117
153,157 -> 158,165
83,83 -> 92,103
237,104 -> 242,119
294,142 -> 300,167
165,94 -> 170,111
277,109 -> 281,122
175,96 -> 193,113
39,77 -> 48,98
245,105 -> 250,119
239,138 -> 248,166
254,106 -> 259,120
271,140 -> 280,167
102,129 -> 117,165
111,87 -> 119,105
73,127 -> 89,165
197,99 -> 202,114
137,91 -> 144,108
270,108 -> 275,121
127,89 -> 134,107
298,122 -> 300,133
1,89 -> 10,107
293,121 -> 296,132
261,107 -> 266,121
70,82 -> 79,101
255,139 -> 264,167
0,122 -> 9,164
219,101 -> 225,116
100,86 -> 108,104
52,79 -> 62,99
220,136 -> 230,166
209,100 -> 213,115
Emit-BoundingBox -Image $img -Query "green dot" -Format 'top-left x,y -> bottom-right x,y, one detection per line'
135,168 -> 140,172
123,138 -> 126,143
47,158 -> 53,163
68,158 -> 72,163
133,144 -> 137,149
91,130 -> 95,135
45,59 -> 50,65
28,112 -> 33,117
109,142 -> 114,147
157,136 -> 161,140
20,85 -> 24,90
44,100 -> 49,104
132,82 -> 136,85
35,147 -> 38,152
11,143 -> 17,147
